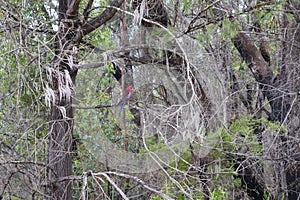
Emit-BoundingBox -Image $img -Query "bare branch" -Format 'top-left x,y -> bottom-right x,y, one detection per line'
81,0 -> 124,37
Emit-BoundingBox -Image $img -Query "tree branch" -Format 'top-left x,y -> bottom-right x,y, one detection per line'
81,0 -> 124,37
232,32 -> 274,84
233,31 -> 290,122
66,0 -> 81,17
83,0 -> 94,20
72,104 -> 115,109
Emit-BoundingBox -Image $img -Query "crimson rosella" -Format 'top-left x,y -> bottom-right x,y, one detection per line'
118,85 -> 133,116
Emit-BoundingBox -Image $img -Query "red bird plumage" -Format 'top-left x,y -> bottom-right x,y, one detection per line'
118,85 -> 133,116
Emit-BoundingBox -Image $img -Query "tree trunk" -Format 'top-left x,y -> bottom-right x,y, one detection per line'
47,1 -> 124,198
280,3 -> 300,198
48,104 -> 74,200
232,27 -> 300,199
47,1 -> 80,199
47,31 -> 78,200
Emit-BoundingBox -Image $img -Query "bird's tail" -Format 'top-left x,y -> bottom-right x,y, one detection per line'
118,101 -> 126,117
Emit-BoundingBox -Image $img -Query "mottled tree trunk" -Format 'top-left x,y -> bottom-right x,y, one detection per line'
48,104 -> 74,199
48,21 -> 79,200
280,3 -> 300,198
47,1 -> 80,199
47,0 -> 124,198
233,25 -> 300,199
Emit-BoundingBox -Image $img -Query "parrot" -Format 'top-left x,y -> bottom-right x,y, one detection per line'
118,85 -> 133,117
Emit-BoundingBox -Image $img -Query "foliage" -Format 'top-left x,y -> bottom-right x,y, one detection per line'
211,187 -> 228,200
0,2 -> 52,198
1,0 -> 299,199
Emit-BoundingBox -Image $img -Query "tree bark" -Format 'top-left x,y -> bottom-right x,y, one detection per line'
48,1 -> 79,199
233,28 -> 300,199
232,32 -> 290,122
280,3 -> 300,198
47,0 -> 125,199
